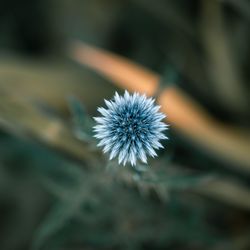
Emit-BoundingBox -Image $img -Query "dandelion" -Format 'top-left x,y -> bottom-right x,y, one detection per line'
93,91 -> 168,166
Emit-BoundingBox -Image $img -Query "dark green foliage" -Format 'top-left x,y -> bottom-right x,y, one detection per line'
0,1 -> 250,250
0,114 -> 244,250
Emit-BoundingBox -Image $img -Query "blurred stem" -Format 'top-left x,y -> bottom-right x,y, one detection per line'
200,0 -> 248,113
130,0 -> 195,38
190,178 -> 250,210
69,41 -> 250,173
220,0 -> 250,21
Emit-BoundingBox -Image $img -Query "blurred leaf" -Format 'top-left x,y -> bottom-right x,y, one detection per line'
68,96 -> 94,143
140,173 -> 216,189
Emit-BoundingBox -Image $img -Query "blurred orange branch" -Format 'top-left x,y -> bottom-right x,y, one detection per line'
69,41 -> 250,172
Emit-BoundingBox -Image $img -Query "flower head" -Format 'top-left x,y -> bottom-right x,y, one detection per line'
93,91 -> 168,166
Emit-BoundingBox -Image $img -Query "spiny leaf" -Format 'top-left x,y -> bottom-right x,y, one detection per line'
67,96 -> 94,142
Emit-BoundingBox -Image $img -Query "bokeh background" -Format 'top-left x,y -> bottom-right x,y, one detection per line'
0,0 -> 250,250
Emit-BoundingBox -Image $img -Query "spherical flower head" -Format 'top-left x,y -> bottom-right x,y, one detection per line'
93,91 -> 168,166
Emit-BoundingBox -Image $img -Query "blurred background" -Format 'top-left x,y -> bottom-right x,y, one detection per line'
0,0 -> 250,250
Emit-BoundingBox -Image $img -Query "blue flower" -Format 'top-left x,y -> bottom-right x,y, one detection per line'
93,91 -> 168,166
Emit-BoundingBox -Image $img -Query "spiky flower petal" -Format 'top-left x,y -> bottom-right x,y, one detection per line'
93,91 -> 168,166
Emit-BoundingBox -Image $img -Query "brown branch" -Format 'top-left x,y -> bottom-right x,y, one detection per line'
0,93 -> 99,166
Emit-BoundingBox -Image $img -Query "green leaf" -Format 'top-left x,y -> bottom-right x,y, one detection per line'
67,96 -> 94,142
